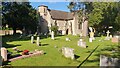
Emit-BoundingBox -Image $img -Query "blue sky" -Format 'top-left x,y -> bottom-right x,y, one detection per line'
30,2 -> 70,12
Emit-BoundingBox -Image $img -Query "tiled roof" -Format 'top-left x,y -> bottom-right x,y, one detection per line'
49,10 -> 73,20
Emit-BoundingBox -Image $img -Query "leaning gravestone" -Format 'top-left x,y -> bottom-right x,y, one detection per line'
61,47 -> 74,60
31,36 -> 34,44
36,36 -> 40,46
1,47 -> 7,61
78,39 -> 86,48
51,31 -> 55,40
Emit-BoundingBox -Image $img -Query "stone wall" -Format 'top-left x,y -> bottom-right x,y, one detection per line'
0,30 -> 22,35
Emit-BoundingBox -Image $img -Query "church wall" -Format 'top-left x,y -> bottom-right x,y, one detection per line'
38,5 -> 87,36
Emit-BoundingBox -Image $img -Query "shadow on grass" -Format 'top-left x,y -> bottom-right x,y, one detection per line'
9,54 -> 22,59
2,61 -> 11,66
41,43 -> 49,46
74,54 -> 80,59
1,34 -> 31,48
77,45 -> 100,68
86,58 -> 99,62
54,38 -> 60,40
95,44 -> 120,59
2,44 -> 21,48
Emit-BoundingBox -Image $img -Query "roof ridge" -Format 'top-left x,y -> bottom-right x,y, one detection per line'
50,9 -> 70,13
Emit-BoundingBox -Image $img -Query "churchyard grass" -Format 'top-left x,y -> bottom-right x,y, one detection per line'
2,34 -> 118,66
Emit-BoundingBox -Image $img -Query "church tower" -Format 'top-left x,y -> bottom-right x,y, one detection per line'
38,5 -> 49,34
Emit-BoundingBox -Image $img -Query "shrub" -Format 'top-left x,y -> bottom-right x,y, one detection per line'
50,26 -> 58,35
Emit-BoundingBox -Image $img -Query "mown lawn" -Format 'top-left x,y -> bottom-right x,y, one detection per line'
2,34 -> 118,66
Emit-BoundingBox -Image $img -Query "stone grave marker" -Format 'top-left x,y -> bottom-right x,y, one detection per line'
61,47 -> 74,60
112,36 -> 119,43
51,31 -> 55,40
66,38 -> 70,41
105,30 -> 110,40
89,37 -> 92,42
36,36 -> 40,46
100,55 -> 120,67
78,39 -> 87,48
31,36 -> 34,44
1,47 -> 7,61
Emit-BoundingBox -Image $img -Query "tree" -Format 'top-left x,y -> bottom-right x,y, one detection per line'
68,2 -> 86,28
68,2 -> 120,34
2,2 -> 38,34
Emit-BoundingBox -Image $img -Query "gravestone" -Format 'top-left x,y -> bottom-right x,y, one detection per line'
105,30 -> 110,40
112,36 -> 119,43
61,47 -> 74,60
89,37 -> 92,42
31,36 -> 34,44
78,39 -> 86,48
36,36 -> 40,46
1,47 -> 7,61
100,55 -> 120,67
51,31 -> 55,40
66,38 -> 70,41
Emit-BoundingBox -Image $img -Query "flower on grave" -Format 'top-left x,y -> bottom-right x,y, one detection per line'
22,50 -> 29,55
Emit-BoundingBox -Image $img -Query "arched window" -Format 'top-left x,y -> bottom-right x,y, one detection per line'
78,22 -> 81,29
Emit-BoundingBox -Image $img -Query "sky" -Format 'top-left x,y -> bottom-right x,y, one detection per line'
30,2 -> 70,12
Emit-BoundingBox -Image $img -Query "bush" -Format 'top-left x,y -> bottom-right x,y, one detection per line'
50,26 -> 58,35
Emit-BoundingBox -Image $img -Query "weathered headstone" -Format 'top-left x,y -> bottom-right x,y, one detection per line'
78,39 -> 86,48
62,47 -> 74,60
1,47 -> 7,61
36,36 -> 40,46
112,36 -> 119,43
105,30 -> 110,40
100,55 -> 120,67
31,36 -> 34,44
51,31 -> 54,40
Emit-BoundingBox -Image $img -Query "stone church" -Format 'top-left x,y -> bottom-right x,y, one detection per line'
38,5 -> 88,36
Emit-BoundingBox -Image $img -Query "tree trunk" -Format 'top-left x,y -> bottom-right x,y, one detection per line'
13,28 -> 16,34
